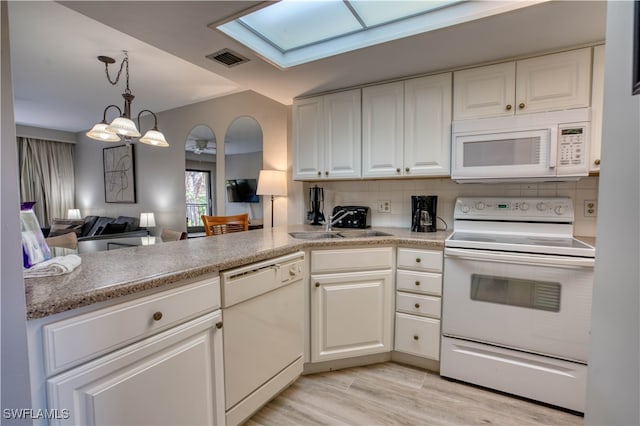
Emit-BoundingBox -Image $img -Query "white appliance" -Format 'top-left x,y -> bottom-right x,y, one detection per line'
451,108 -> 590,182
441,197 -> 595,413
221,252 -> 305,425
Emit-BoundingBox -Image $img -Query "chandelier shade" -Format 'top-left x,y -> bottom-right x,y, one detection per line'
86,51 -> 169,147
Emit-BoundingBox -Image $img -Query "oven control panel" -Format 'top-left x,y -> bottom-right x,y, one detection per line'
454,197 -> 574,222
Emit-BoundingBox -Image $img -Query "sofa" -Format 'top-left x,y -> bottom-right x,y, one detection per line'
46,216 -> 148,241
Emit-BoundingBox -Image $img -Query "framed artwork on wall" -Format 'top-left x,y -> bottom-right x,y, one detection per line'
103,144 -> 136,203
634,0 -> 640,95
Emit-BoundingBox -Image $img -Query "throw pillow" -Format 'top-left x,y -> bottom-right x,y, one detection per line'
48,218 -> 85,237
100,222 -> 127,235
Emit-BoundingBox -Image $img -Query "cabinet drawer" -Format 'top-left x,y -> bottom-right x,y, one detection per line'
396,292 -> 441,318
396,270 -> 441,296
43,276 -> 220,376
311,247 -> 393,273
394,313 -> 440,360
397,248 -> 442,272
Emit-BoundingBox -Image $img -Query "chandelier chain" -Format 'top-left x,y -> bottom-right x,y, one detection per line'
104,51 -> 131,94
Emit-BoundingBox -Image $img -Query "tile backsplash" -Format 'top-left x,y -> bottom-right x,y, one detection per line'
304,176 -> 599,237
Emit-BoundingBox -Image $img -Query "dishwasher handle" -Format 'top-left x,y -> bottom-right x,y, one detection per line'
445,248 -> 594,269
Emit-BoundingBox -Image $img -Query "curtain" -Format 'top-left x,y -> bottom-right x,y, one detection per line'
18,137 -> 75,227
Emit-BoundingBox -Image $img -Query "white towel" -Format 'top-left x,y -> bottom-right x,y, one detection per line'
24,254 -> 82,278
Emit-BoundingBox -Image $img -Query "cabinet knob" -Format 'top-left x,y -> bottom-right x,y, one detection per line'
405,167 -> 410,173
506,104 -> 512,110
413,335 -> 419,341
216,321 -> 223,329
315,282 -> 320,288
415,281 -> 421,286
519,102 -> 525,109
594,159 -> 601,165
325,171 -> 329,176
396,168 -> 401,173
152,311 -> 163,321
416,258 -> 421,263
414,303 -> 420,309
317,171 -> 321,176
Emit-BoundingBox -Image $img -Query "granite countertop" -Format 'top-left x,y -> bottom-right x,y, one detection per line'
25,225 -> 450,320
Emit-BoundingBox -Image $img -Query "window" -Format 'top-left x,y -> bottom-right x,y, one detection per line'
185,170 -> 212,232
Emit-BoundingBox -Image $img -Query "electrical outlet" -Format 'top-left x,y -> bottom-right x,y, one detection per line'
584,200 -> 597,217
377,200 -> 391,213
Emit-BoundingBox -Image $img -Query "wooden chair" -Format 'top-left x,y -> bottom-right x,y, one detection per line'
201,213 -> 249,236
160,228 -> 188,241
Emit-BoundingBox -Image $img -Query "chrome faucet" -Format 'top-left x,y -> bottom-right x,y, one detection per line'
326,210 -> 354,231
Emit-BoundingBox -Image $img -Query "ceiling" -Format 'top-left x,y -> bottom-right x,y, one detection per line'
8,1 -> 607,134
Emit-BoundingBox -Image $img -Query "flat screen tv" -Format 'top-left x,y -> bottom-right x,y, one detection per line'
226,179 -> 259,203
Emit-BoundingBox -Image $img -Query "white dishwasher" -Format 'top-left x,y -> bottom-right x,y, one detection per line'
221,251 -> 305,425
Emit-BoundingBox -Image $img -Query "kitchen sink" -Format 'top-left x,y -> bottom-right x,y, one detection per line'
288,232 -> 342,239
288,230 -> 393,240
337,230 -> 393,238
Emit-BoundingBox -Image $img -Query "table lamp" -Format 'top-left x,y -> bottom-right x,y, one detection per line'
256,170 -> 287,227
139,212 -> 156,235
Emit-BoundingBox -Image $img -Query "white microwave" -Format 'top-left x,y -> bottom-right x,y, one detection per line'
451,108 -> 591,182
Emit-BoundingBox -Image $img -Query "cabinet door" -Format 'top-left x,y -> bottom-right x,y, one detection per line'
293,96 -> 324,180
515,48 -> 591,114
453,62 -> 516,120
362,82 -> 404,177
47,312 -> 225,426
311,270 -> 393,362
324,89 -> 362,179
590,45 -> 605,172
404,73 -> 452,176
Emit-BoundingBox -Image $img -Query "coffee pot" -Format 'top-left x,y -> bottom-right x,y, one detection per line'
411,195 -> 437,232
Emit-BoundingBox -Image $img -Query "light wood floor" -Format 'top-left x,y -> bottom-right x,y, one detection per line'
246,362 -> 583,426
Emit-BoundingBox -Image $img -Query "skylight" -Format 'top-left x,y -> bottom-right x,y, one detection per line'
215,0 -> 539,68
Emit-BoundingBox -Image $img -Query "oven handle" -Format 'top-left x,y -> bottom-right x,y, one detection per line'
445,248 -> 594,268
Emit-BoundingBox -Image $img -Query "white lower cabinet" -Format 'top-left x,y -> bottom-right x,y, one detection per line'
310,247 -> 393,363
394,247 -> 443,361
40,277 -> 225,426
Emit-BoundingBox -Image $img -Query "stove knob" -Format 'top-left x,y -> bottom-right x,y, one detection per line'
536,202 -> 547,211
520,202 -> 530,211
460,204 -> 470,213
554,205 -> 566,215
475,202 -> 485,210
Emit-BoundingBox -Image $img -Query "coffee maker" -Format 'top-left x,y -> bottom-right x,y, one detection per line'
411,195 -> 438,232
308,185 -> 325,225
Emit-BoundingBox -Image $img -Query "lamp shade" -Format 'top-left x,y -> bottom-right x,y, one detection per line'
256,170 -> 287,196
139,129 -> 169,147
67,209 -> 82,219
139,212 -> 156,227
108,117 -> 142,138
86,122 -> 121,142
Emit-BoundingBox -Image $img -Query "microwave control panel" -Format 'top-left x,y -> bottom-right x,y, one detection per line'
558,123 -> 589,169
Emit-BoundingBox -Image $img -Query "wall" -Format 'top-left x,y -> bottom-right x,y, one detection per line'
307,176 -> 599,236
74,90 -> 288,234
224,151 -> 263,221
1,1 -> 33,422
585,1 -> 640,424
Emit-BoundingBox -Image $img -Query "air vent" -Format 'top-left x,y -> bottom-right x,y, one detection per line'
206,49 -> 249,67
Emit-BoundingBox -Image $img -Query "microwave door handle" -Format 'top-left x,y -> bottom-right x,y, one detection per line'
548,127 -> 557,169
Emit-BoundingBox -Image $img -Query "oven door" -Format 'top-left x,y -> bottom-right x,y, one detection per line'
442,247 -> 594,362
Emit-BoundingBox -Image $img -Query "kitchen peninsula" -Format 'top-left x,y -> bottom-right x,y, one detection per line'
25,225 -> 448,426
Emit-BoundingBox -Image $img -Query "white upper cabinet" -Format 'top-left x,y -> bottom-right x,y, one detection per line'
590,44 -> 605,172
454,62 -> 516,120
404,73 -> 452,177
363,74 -> 452,178
293,89 -> 361,180
454,47 -> 592,120
362,81 -> 405,177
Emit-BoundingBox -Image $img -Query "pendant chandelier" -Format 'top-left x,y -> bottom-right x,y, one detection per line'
86,51 -> 169,147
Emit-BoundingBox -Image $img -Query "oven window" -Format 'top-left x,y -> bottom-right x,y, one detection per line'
470,274 -> 561,312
